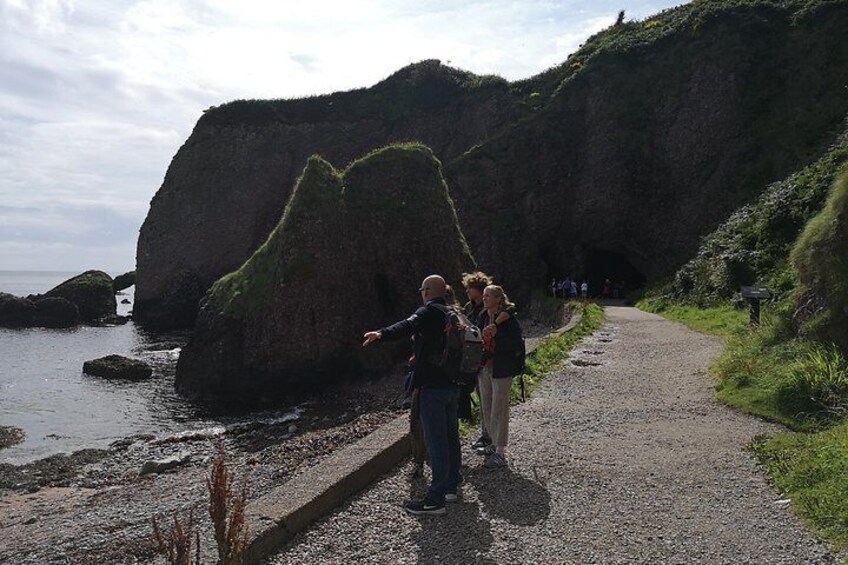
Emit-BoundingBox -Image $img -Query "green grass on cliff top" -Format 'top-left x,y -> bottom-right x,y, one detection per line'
200,0 -> 847,128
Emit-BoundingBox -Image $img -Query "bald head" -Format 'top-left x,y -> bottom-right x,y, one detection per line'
420,274 -> 446,303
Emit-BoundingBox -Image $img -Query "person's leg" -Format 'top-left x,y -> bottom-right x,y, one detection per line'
490,377 -> 512,455
410,388 -> 426,475
418,388 -> 450,502
477,367 -> 494,447
444,386 -> 462,494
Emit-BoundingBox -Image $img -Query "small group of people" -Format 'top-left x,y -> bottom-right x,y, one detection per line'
600,278 -> 628,299
549,277 -> 588,300
362,271 -> 524,516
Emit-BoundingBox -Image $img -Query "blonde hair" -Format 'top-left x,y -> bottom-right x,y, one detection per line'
483,284 -> 513,310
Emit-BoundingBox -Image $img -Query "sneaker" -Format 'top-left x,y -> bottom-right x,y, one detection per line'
445,491 -> 461,503
471,436 -> 492,449
475,444 -> 496,456
483,452 -> 507,468
405,497 -> 446,516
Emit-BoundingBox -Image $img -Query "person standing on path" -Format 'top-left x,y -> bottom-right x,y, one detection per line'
363,274 -> 461,516
476,285 -> 524,468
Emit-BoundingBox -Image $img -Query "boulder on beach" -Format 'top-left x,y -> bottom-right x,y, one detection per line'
138,452 -> 192,476
176,143 -> 475,406
0,293 -> 35,328
83,355 -> 153,381
113,271 -> 136,293
30,270 -> 117,323
32,297 -> 80,328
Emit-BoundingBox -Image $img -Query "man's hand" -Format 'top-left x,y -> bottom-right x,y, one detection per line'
362,331 -> 382,347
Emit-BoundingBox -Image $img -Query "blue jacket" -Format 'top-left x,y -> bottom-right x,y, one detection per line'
380,297 -> 454,389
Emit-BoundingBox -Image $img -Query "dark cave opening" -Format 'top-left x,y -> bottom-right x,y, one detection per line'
583,248 -> 646,299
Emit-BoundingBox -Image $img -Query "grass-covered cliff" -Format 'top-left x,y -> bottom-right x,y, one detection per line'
175,143 -> 475,406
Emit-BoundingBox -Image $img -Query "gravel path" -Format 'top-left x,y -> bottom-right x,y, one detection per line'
266,306 -> 839,564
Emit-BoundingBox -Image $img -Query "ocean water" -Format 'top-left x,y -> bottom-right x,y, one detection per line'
0,271 -> 218,464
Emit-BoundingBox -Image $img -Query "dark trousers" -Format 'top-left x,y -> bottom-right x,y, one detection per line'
410,388 -> 427,465
418,386 -> 461,502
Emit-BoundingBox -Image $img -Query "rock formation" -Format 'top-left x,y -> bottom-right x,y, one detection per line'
83,355 -> 153,381
135,1 -> 848,328
0,293 -> 35,328
175,144 -> 475,406
135,62 -> 516,329
32,297 -> 80,328
113,271 -> 135,292
30,270 -> 116,323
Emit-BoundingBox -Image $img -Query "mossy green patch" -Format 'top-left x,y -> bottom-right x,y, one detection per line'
210,156 -> 344,318
637,298 -> 748,338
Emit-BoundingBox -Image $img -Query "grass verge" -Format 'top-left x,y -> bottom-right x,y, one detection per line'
637,297 -> 747,338
459,301 -> 605,436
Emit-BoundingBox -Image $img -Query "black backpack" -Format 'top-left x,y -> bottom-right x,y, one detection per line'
428,304 -> 483,387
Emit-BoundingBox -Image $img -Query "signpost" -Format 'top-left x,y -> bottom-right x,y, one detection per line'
741,286 -> 771,326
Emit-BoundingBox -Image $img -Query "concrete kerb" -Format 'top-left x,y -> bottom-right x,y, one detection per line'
240,307 -> 585,564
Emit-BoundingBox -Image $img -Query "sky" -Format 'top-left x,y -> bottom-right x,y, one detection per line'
0,0 -> 685,274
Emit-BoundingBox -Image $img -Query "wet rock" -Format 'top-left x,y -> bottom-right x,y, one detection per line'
83,355 -> 153,381
32,297 -> 80,328
29,270 -> 117,322
0,425 -> 25,449
112,271 -> 135,292
0,292 -> 35,328
138,453 -> 192,476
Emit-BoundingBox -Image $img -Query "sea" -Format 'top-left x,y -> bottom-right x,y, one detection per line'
0,271 -> 236,464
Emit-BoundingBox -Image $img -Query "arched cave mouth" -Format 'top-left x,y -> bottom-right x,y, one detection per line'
583,248 -> 646,298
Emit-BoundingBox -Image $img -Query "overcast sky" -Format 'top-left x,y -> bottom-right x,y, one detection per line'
0,0 -> 684,274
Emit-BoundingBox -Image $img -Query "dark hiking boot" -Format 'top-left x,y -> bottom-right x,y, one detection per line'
471,436 -> 491,449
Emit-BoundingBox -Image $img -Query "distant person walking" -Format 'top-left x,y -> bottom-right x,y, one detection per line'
581,280 -> 589,300
476,285 -> 524,468
570,280 -> 578,300
363,275 -> 461,516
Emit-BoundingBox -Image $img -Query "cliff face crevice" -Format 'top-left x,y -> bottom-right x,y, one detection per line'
137,1 -> 848,327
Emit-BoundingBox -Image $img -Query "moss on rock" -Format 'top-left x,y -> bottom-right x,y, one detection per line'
176,144 -> 475,407
34,270 -> 117,322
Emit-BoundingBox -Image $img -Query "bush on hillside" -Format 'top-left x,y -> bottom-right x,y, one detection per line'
791,168 -> 848,349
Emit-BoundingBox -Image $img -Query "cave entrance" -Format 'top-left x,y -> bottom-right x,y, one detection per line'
583,248 -> 646,299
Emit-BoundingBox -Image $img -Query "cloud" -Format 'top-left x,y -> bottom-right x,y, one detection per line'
0,0 -> 686,271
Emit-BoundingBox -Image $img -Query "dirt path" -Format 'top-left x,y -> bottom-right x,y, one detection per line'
266,306 -> 838,564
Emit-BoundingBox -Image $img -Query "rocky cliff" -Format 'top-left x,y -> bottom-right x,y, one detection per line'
136,0 -> 848,328
174,144 -> 474,406
135,62 -> 516,328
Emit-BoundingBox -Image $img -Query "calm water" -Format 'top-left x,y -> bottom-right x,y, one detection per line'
0,271 -> 220,464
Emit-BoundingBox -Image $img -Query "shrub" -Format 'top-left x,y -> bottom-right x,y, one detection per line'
789,344 -> 848,419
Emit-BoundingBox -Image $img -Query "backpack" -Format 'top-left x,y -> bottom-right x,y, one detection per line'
428,304 -> 483,387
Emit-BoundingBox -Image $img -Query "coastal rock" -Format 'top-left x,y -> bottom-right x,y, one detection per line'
135,3 -> 848,326
31,270 -> 117,322
32,297 -> 80,328
112,271 -> 135,292
175,144 -> 475,406
83,355 -> 153,381
138,452 -> 192,476
0,293 -> 35,328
